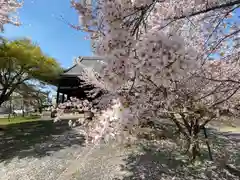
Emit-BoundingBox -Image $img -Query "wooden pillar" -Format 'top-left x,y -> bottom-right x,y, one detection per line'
56,84 -> 60,106
61,94 -> 65,103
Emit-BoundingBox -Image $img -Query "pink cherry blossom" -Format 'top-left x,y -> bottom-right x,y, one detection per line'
0,0 -> 22,31
70,0 -> 240,148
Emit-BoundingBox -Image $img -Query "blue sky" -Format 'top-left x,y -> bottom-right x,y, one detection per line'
0,0 -> 92,69
1,2 -> 239,67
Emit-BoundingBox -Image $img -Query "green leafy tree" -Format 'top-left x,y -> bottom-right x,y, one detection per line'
0,38 -> 62,106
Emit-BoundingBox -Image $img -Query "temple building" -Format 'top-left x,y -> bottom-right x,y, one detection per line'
55,56 -> 105,105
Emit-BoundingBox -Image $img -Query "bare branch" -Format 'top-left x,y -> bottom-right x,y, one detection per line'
203,4 -> 240,50
211,85 -> 240,107
169,0 -> 240,21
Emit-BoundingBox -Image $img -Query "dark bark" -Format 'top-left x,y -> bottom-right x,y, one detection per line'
0,64 -> 29,106
170,114 -> 190,139
169,113 -> 215,161
0,94 -> 9,106
190,140 -> 201,161
39,107 -> 42,114
202,126 -> 213,161
180,113 -> 192,135
0,85 -> 9,106
0,81 -> 26,106
170,0 -> 240,21
191,122 -> 201,161
172,116 -> 203,161
183,122 -> 201,161
38,100 -> 43,114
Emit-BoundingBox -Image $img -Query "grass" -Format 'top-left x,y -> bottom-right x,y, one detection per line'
0,115 -> 41,125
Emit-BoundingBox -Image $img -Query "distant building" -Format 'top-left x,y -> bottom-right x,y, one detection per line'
51,94 -> 57,106
54,56 -> 105,105
0,91 -> 25,114
0,84 -> 49,113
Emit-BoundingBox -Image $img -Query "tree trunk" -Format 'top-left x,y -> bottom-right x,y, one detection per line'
38,99 -> 43,114
190,123 -> 201,160
171,115 -> 204,161
0,81 -> 26,107
39,107 -> 42,114
0,93 -> 8,106
203,126 -> 213,161
0,99 -> 5,106
180,123 -> 202,161
188,139 -> 201,161
0,84 -> 18,106
21,103 -> 24,117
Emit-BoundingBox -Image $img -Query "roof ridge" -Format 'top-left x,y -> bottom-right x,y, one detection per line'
63,64 -> 77,73
62,56 -> 105,76
78,56 -> 104,60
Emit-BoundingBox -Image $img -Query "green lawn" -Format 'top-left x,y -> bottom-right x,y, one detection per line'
0,115 -> 41,125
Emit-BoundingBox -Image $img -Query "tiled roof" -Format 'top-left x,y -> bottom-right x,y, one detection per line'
63,56 -> 105,76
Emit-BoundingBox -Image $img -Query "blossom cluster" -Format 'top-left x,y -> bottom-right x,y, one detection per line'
54,97 -> 96,121
53,96 -> 132,144
71,0 -> 240,144
84,98 -> 128,144
0,0 -> 22,31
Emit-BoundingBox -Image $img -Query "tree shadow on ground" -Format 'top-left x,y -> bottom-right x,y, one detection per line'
201,128 -> 240,170
0,120 -> 85,162
115,124 -> 240,180
118,144 -> 195,180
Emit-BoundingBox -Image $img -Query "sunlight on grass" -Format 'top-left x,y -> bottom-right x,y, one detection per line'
0,115 -> 41,125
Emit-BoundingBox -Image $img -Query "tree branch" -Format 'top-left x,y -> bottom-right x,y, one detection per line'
203,4 -> 240,50
211,85 -> 240,107
197,75 -> 240,84
169,0 -> 240,21
204,29 -> 240,61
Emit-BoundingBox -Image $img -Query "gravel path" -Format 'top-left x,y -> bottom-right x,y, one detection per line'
0,145 -> 129,180
0,122 -> 239,180
0,126 -> 131,180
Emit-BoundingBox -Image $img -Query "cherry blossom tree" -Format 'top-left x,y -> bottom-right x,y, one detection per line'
0,0 -> 22,32
69,0 -> 240,160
